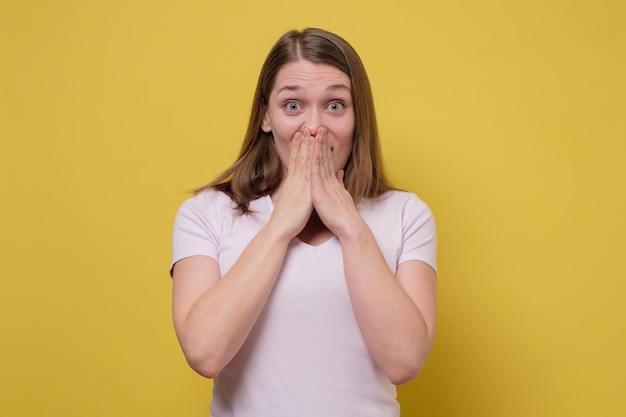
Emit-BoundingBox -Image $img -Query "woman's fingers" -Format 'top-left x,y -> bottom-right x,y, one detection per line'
300,129 -> 314,167
317,128 -> 335,179
288,131 -> 303,167
311,128 -> 350,202
289,128 -> 312,169
273,129 -> 315,239
311,127 -> 335,183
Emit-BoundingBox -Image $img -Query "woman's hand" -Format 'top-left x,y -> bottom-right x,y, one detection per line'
310,128 -> 363,238
267,129 -> 315,239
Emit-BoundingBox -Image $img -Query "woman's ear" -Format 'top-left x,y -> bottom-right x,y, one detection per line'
261,107 -> 271,133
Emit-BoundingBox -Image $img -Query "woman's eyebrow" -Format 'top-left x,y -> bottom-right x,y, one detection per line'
276,85 -> 301,94
276,83 -> 351,94
325,84 -> 351,92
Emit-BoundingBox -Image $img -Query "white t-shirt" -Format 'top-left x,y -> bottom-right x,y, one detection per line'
171,189 -> 437,417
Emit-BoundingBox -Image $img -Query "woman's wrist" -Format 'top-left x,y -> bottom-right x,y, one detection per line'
335,216 -> 370,245
263,216 -> 301,245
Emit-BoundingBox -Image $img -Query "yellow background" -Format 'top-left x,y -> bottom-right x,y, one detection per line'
1,1 -> 624,416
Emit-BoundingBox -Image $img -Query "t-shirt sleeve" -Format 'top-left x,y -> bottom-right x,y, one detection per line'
169,193 -> 220,275
398,193 -> 438,275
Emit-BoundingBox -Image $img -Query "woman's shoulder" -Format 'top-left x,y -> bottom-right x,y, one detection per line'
186,188 -> 234,205
178,188 -> 269,217
358,190 -> 434,227
365,190 -> 431,212
176,188 -> 237,216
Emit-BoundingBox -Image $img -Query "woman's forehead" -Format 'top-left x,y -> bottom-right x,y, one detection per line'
271,60 -> 351,95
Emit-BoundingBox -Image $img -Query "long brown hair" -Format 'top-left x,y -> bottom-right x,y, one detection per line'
198,28 -> 394,213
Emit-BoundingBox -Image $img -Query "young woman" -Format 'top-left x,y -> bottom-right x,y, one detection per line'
170,28 -> 437,416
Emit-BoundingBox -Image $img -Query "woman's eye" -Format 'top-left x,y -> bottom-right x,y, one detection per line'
285,102 -> 300,111
328,102 -> 344,112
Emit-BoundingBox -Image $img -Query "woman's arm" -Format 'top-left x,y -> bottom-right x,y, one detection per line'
339,227 -> 437,385
172,133 -> 315,378
172,225 -> 291,378
311,133 -> 437,385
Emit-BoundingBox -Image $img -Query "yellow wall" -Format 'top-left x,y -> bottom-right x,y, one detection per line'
1,1 -> 624,416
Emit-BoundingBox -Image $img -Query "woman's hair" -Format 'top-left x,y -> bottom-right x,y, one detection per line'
198,27 -> 394,213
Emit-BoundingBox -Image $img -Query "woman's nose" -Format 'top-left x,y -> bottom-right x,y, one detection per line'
305,110 -> 321,136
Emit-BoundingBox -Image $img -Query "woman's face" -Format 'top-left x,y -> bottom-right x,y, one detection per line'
261,60 -> 355,175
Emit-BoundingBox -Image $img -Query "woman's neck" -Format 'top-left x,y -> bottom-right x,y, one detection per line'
297,210 -> 333,246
